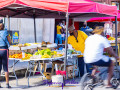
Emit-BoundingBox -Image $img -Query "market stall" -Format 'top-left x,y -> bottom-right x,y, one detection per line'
9,43 -> 81,86
0,0 -> 118,87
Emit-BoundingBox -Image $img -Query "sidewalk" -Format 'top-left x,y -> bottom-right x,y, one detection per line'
1,76 -> 120,90
0,61 -> 119,90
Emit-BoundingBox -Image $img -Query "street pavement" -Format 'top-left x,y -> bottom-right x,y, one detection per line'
0,61 -> 119,90
0,76 -> 120,90
8,60 -> 28,71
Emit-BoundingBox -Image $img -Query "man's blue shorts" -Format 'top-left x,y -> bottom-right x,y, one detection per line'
88,59 -> 112,67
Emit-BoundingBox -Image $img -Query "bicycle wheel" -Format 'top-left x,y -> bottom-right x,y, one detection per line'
111,78 -> 119,89
84,84 -> 93,90
80,73 -> 93,90
110,69 -> 120,89
113,69 -> 120,80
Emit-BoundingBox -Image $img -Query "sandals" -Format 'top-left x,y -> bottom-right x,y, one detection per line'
106,86 -> 114,88
6,84 -> 11,88
0,84 -> 11,88
106,85 -> 118,89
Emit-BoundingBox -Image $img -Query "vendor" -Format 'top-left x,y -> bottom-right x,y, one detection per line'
68,25 -> 92,77
0,20 -> 11,88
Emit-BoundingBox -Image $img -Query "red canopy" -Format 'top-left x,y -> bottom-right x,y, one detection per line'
0,0 -> 117,18
87,10 -> 120,22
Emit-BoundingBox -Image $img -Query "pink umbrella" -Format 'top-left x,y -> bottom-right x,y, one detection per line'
87,10 -> 120,22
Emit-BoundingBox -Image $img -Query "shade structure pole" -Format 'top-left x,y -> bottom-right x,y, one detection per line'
72,19 -> 74,26
33,15 -> 37,43
6,15 -> 10,31
64,12 -> 69,71
3,17 -> 5,25
115,16 -> 118,65
8,17 -> 10,31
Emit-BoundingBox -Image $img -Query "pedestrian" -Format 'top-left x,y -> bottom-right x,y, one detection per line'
0,20 -> 11,88
68,25 -> 92,77
55,22 -> 63,50
60,20 -> 66,44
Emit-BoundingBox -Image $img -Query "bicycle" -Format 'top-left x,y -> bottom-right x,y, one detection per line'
80,59 -> 120,90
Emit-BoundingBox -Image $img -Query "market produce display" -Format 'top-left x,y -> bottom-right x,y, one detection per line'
9,53 -> 22,59
9,42 -> 81,60
22,53 -> 33,60
32,49 -> 63,59
9,53 -> 33,60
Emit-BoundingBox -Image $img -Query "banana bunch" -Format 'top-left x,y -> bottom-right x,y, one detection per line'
34,49 -> 45,55
22,54 -> 32,60
34,43 -> 39,44
52,54 -> 63,58
51,51 -> 57,55
108,37 -> 115,40
24,43 -> 31,46
41,54 -> 51,58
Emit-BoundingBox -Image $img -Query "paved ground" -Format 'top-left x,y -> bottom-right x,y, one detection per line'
8,60 -> 28,71
0,61 -> 119,90
0,76 -> 120,90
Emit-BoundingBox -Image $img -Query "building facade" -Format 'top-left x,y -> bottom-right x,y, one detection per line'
5,18 -> 55,44
92,0 -> 120,10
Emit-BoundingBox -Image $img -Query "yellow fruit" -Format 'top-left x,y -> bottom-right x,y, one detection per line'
54,51 -> 57,55
41,54 -> 51,58
22,53 -> 32,60
108,37 -> 115,40
9,55 -> 12,58
24,43 -> 31,46
57,54 -> 63,57
53,54 -> 63,58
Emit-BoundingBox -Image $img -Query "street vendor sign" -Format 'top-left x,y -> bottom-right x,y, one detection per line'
8,31 -> 19,45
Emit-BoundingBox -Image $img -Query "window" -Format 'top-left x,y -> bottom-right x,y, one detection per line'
112,2 -> 119,10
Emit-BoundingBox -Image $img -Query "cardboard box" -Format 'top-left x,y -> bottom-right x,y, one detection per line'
16,50 -> 22,54
66,65 -> 77,73
9,50 -> 22,55
27,49 -> 33,54
9,50 -> 14,55
61,65 -> 78,79
68,72 -> 76,79
24,50 -> 27,53
27,48 -> 37,54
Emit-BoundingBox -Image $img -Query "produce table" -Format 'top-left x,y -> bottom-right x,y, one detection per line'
8,54 -> 80,87
110,42 -> 120,57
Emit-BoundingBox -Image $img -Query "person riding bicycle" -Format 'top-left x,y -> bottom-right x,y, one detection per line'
84,26 -> 120,88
